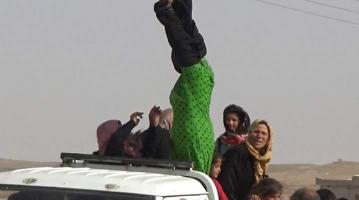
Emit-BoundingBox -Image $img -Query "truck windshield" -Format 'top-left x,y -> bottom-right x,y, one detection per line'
0,185 -> 154,200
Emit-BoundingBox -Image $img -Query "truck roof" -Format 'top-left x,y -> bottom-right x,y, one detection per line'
0,167 -> 207,197
0,153 -> 218,200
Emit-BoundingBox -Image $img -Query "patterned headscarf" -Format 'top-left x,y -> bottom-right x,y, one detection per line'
96,120 -> 121,156
159,108 -> 173,131
245,119 -> 273,183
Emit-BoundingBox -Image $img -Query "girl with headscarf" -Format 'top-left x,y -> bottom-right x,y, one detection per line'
218,119 -> 273,200
154,0 -> 214,174
215,104 -> 251,156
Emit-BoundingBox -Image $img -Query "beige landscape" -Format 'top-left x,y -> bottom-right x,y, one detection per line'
268,160 -> 359,197
1,159 -> 359,198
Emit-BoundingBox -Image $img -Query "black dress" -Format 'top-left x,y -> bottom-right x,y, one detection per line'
105,120 -> 136,156
141,125 -> 171,159
218,143 -> 256,200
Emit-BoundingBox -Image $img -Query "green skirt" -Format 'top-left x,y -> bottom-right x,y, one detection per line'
170,58 -> 215,174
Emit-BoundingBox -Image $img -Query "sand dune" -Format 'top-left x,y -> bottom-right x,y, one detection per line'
1,159 -> 359,197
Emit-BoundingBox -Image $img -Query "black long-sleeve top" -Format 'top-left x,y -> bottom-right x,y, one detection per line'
141,125 -> 171,159
105,120 -> 136,156
218,143 -> 256,200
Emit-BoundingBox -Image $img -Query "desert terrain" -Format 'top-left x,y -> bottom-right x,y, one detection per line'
268,160 -> 359,196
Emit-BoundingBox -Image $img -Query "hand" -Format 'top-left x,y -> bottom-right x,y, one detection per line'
149,105 -> 162,127
130,112 -> 143,125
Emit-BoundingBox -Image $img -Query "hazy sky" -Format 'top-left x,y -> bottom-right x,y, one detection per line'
1,0 -> 358,164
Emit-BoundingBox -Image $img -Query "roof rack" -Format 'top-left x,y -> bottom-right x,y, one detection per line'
60,153 -> 193,170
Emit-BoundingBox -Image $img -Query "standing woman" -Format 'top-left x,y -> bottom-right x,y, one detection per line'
218,119 -> 273,200
154,0 -> 214,174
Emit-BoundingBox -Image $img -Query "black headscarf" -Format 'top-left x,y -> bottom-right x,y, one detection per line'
223,104 -> 251,135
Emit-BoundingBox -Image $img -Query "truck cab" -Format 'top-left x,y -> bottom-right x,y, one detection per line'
0,153 -> 218,200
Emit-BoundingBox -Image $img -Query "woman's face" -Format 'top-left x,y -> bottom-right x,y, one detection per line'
225,113 -> 240,133
248,123 -> 269,151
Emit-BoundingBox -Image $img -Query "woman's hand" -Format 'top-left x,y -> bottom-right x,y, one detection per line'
130,112 -> 143,125
149,105 -> 162,127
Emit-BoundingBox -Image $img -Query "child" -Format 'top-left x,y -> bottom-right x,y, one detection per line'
215,104 -> 251,155
122,132 -> 143,158
248,178 -> 283,200
209,154 -> 228,200
154,0 -> 214,174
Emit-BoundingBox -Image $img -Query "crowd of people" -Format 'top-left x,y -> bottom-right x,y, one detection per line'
91,0 -> 343,199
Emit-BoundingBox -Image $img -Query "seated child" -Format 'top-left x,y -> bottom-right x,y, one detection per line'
209,154 -> 228,200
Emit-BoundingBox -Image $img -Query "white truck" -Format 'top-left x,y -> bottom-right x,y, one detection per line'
0,153 -> 218,200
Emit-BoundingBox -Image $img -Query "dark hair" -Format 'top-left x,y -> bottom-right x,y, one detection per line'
249,178 -> 283,198
223,104 -> 250,134
290,188 -> 320,200
316,189 -> 336,200
121,131 -> 143,158
211,153 -> 223,165
337,198 -> 348,200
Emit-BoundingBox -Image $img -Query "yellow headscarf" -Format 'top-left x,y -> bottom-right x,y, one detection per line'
245,119 -> 273,183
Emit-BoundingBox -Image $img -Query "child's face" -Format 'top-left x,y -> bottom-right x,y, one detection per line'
225,113 -> 240,133
123,139 -> 141,158
261,193 -> 281,200
209,160 -> 221,178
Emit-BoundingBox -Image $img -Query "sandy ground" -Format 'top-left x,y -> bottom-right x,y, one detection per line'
268,161 -> 359,197
1,159 -> 359,198
0,160 -> 59,172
